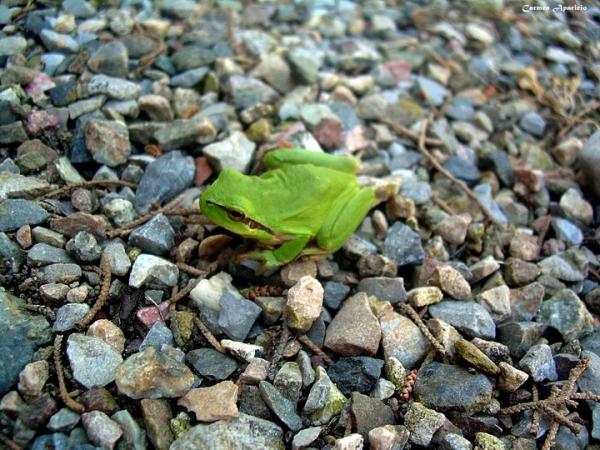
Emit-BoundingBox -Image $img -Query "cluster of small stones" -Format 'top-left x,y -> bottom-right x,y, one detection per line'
0,0 -> 599,449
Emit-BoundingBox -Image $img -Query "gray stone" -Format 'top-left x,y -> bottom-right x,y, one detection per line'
171,67 -> 209,88
87,41 -> 128,78
519,344 -> 557,382
112,410 -> 146,450
404,401 -> 446,447
274,362 -> 303,404
379,306 -> 431,369
474,184 -> 507,224
0,37 -> 27,56
357,277 -> 406,303
53,303 -> 90,332
203,131 -> 256,174
40,30 -> 79,52
0,199 -> 49,232
129,254 -> 179,288
128,214 -> 174,256
48,408 -> 81,432
68,96 -> 106,120
228,75 -> 279,109
139,321 -> 174,352
417,77 -> 448,106
414,362 -> 493,412
519,112 -> 546,137
551,218 -> 583,246
87,74 -> 141,100
0,288 -> 50,395
186,348 -> 238,381
28,243 -> 75,266
67,333 -> 123,388
259,381 -> 303,431
328,356 -> 384,396
497,321 -> 547,358
292,426 -> 321,450
289,47 -> 323,84
218,293 -> 262,341
323,281 -> 350,310
66,231 -> 101,262
429,301 -> 496,339
537,288 -> 594,341
383,222 -> 424,267
134,151 -> 194,214
0,172 -> 50,201
170,413 -> 284,450
103,241 -> 131,277
539,253 -> 586,282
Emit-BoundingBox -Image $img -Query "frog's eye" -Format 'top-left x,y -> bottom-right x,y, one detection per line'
227,210 -> 245,221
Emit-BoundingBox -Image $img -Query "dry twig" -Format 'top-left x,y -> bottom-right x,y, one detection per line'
41,180 -> 137,199
193,316 -> 226,354
176,263 -> 209,278
269,322 -> 290,380
53,335 -> 85,413
396,303 -> 448,362
169,279 -> 201,306
298,334 -> 334,365
107,195 -> 184,238
77,252 -> 111,329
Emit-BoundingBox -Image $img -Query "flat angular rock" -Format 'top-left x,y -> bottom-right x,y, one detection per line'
67,333 -> 123,388
351,392 -> 395,436
128,214 -> 174,256
383,222 -> 424,267
187,348 -> 238,381
218,293 -> 262,341
357,277 -> 406,303
414,362 -> 493,412
0,199 -> 49,232
328,356 -> 384,396
85,119 -> 130,167
404,401 -> 446,447
115,347 -> 195,399
429,301 -> 496,339
519,344 -> 557,382
259,381 -> 303,431
537,289 -> 594,341
87,74 -> 141,100
170,413 -> 284,450
379,305 -> 430,369
129,254 -> 179,288
203,131 -> 256,174
178,381 -> 239,422
325,293 -> 381,356
133,151 -> 195,214
81,411 -> 123,450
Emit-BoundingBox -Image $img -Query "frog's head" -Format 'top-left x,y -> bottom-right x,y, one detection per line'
200,168 -> 278,243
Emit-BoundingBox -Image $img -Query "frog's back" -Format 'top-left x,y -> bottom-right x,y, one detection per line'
255,164 -> 357,234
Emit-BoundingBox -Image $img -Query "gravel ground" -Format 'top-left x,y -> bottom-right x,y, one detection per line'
0,0 -> 600,449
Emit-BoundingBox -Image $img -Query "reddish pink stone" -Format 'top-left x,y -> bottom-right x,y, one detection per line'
313,118 -> 342,150
136,301 -> 171,328
194,156 -> 213,186
384,60 -> 412,83
26,72 -> 55,97
344,125 -> 368,151
27,110 -> 60,135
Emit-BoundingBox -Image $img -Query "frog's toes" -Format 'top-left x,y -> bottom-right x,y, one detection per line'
237,250 -> 280,270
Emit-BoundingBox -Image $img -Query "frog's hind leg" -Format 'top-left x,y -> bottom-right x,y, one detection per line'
314,186 -> 375,253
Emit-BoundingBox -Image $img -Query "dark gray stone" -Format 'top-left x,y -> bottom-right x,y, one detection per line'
356,277 -> 406,303
134,151 -> 195,214
186,348 -> 238,381
497,321 -> 546,358
128,214 -> 174,256
323,281 -> 350,310
443,155 -> 481,185
429,301 -> 496,339
139,321 -> 174,352
519,344 -> 557,382
414,362 -> 493,412
383,222 -> 424,267
218,293 -> 262,341
259,381 -> 303,431
28,243 -> 75,266
328,356 -> 384,396
519,111 -> 546,137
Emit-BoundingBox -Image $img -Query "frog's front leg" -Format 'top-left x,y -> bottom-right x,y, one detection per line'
238,235 -> 312,273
